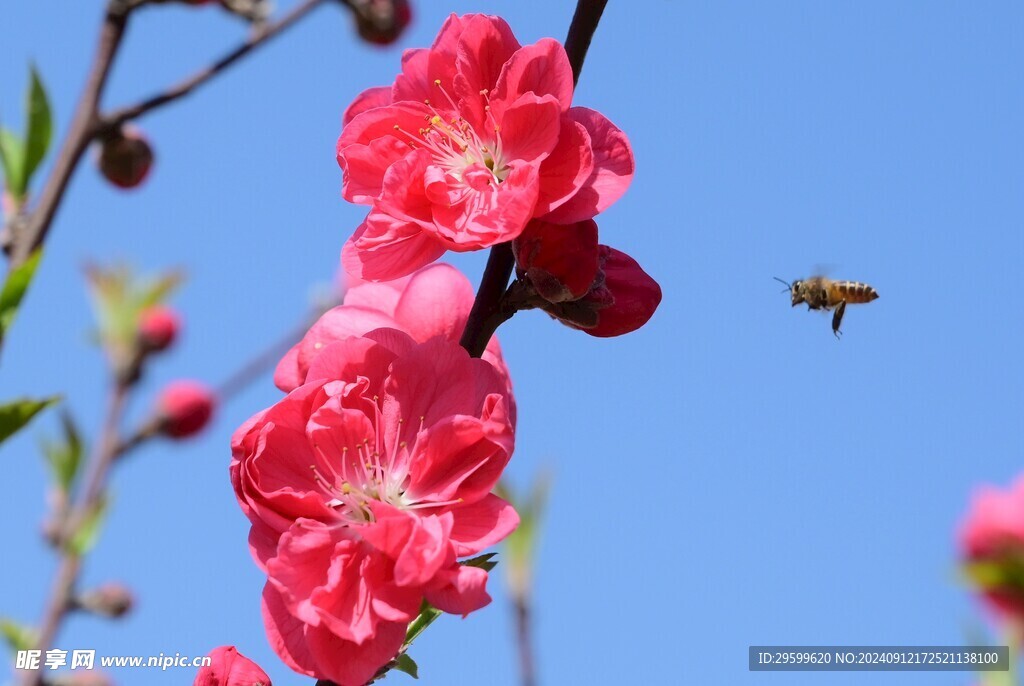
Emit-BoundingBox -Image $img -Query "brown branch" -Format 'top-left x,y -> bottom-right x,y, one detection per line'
458,243 -> 516,358
100,0 -> 330,131
21,380 -> 130,686
563,0 -> 609,87
7,4 -> 131,268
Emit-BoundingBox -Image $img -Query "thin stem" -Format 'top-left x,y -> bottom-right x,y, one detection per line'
100,0 -> 330,130
515,596 -> 537,686
7,4 -> 131,268
21,381 -> 130,686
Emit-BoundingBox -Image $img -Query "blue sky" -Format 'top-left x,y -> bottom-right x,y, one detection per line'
2,1 -> 1023,684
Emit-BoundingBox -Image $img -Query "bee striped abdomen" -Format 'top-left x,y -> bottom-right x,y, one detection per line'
832,281 -> 879,304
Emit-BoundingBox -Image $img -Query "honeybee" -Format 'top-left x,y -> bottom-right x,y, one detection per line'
774,275 -> 879,338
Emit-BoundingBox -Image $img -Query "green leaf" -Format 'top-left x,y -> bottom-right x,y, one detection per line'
67,495 -> 108,556
41,411 -> 84,491
403,600 -> 442,647
393,653 -> 419,679
0,395 -> 58,446
462,552 -> 498,573
23,66 -> 53,188
0,249 -> 43,341
0,128 -> 26,198
0,618 -> 36,653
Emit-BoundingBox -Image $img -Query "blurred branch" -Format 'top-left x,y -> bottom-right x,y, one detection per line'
100,0 -> 330,131
20,379 -> 131,686
458,0 -> 611,358
5,3 -> 132,268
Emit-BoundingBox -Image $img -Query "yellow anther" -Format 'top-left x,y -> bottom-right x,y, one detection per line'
434,79 -> 442,86
342,483 -> 352,494
430,115 -> 443,126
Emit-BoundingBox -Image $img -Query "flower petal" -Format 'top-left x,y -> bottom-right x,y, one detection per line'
449,493 -> 520,556
342,214 -> 446,282
492,38 -> 574,116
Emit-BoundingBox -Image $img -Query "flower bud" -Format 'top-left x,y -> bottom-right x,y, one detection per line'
76,583 -> 135,619
194,646 -> 271,686
138,306 -> 180,352
514,218 -> 599,303
542,246 -> 661,337
156,381 -> 216,439
349,0 -> 412,45
97,126 -> 153,189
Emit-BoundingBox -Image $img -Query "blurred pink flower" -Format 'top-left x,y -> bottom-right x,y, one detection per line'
194,646 -> 271,686
337,13 -> 633,280
959,476 -> 1024,621
138,305 -> 180,352
274,262 -> 509,395
232,330 -> 518,686
156,381 -> 216,438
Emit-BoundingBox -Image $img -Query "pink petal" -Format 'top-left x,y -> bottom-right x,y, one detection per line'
341,277 -> 409,316
534,117 -> 594,215
304,334 -> 405,387
261,584 -> 320,678
336,103 -> 428,204
424,564 -> 491,616
453,15 -> 521,130
266,522 -> 352,629
541,107 -> 634,223
449,493 -> 520,556
343,86 -> 392,126
496,93 -> 562,165
306,619 -> 407,686
492,38 -> 574,117
375,149 -> 436,228
431,163 -> 540,248
405,415 -> 512,505
392,263 -> 475,342
194,646 -> 271,686
341,214 -> 446,282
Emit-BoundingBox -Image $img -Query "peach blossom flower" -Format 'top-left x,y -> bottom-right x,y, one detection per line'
232,330 -> 517,685
337,13 -> 633,280
960,476 -> 1024,622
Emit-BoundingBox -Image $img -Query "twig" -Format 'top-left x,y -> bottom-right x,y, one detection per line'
457,0 -> 611,359
100,0 -> 330,131
515,596 -> 537,686
21,380 -> 131,686
7,4 -> 132,268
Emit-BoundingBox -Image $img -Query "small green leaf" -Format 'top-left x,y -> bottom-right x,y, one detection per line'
461,552 -> 498,573
0,395 -> 58,446
393,653 -> 419,679
41,411 -> 84,491
67,495 -> 108,556
23,66 -> 52,188
0,248 -> 43,340
403,600 -> 442,647
0,618 -> 36,653
0,128 -> 26,198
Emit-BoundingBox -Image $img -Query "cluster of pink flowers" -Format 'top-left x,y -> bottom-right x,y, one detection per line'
224,12 -> 660,685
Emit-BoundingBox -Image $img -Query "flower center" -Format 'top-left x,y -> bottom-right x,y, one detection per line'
308,397 -> 460,526
393,81 -> 509,193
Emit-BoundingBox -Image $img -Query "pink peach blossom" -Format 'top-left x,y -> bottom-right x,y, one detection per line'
232,330 -> 518,686
194,646 -> 271,686
337,13 -> 634,281
274,262 -> 509,396
959,476 -> 1024,620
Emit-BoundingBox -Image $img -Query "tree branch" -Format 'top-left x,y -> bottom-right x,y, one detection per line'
7,4 -> 131,268
563,0 -> 609,87
100,0 -> 329,131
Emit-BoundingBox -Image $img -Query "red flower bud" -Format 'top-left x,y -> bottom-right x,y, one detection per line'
157,381 -> 216,439
77,583 -> 135,619
543,246 -> 661,337
349,0 -> 412,45
514,219 -> 599,303
194,646 -> 272,686
138,306 -> 180,352
97,126 -> 153,189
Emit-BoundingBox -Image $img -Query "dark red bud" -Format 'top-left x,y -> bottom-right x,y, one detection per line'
156,381 -> 216,439
349,0 -> 412,45
97,126 -> 154,190
138,306 -> 180,352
